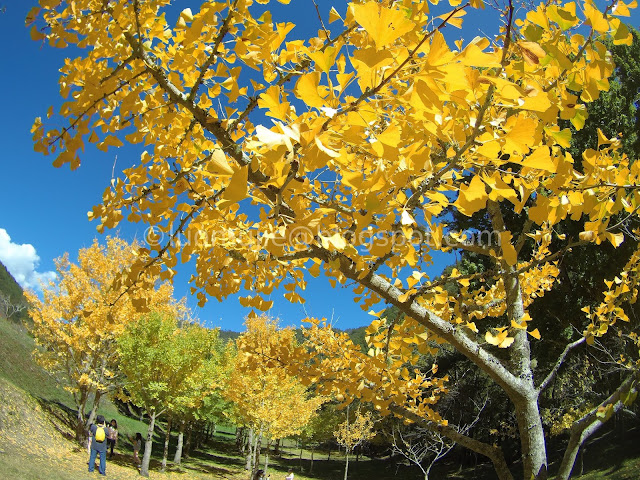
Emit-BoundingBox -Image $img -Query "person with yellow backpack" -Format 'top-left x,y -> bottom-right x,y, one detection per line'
88,415 -> 109,475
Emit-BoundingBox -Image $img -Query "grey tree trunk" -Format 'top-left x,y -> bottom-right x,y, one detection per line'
173,420 -> 185,465
343,450 -> 350,480
513,389 -> 547,480
245,428 -> 254,472
140,410 -> 156,477
75,388 -> 89,442
85,390 -> 103,431
263,443 -> 270,475
185,422 -> 192,458
253,429 -> 263,475
490,201 -> 547,479
161,416 -> 172,472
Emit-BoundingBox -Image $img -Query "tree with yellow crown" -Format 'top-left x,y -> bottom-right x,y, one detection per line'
226,316 -> 325,477
27,236 -> 184,442
29,0 -> 640,478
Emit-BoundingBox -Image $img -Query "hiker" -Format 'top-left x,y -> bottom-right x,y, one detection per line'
88,414 -> 109,475
132,432 -> 143,466
107,419 -> 118,457
285,468 -> 294,480
252,469 -> 265,480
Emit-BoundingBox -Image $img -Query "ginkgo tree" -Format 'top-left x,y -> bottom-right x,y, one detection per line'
334,407 -> 376,480
30,0 -> 640,478
117,312 -> 221,477
26,236 -> 183,441
225,316 -> 325,477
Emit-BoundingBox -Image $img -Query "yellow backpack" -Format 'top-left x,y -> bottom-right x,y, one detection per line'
95,425 -> 106,443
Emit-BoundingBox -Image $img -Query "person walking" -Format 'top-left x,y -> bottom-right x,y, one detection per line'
88,415 -> 109,476
107,419 -> 118,458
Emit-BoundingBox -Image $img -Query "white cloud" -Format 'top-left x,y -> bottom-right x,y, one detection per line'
0,228 -> 57,291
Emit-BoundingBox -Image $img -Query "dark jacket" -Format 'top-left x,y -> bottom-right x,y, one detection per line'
89,423 -> 108,452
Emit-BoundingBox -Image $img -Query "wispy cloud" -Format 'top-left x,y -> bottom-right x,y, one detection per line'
0,228 -> 56,291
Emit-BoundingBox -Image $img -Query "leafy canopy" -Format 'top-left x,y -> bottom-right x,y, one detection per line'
28,1 -> 640,477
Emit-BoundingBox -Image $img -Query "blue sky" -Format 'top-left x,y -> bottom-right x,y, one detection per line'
0,1 -> 637,331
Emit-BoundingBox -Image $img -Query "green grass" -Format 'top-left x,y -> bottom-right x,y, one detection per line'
0,315 -> 72,405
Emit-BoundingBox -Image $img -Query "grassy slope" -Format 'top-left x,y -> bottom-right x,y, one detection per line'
0,315 -> 71,406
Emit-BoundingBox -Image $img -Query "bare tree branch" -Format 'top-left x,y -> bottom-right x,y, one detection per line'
537,337 -> 586,393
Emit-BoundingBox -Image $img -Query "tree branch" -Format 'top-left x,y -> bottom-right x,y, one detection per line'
555,370 -> 640,480
536,337 -> 586,394
187,0 -> 239,103
389,405 -> 514,480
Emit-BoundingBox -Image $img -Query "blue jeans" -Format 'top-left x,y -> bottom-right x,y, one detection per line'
88,448 -> 106,475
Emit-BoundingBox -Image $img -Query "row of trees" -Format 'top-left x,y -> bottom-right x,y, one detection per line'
27,237 -> 333,478
29,0 -> 640,478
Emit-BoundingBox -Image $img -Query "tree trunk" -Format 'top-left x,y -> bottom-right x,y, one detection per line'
161,416 -> 172,472
173,420 -> 185,465
245,428 -> 254,472
140,409 -> 156,477
487,201 -> 548,479
274,438 -> 281,456
75,388 -> 89,443
85,390 -> 103,431
328,448 -> 331,461
310,446 -> 314,473
238,427 -> 247,454
513,390 -> 547,480
263,441 -> 270,475
343,450 -> 350,480
253,429 -> 263,474
184,422 -> 192,458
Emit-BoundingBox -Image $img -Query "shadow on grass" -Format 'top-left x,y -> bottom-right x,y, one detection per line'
189,448 -> 246,470
36,397 -> 77,442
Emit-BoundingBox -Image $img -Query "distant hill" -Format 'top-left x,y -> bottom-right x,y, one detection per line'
217,324 -> 369,352
0,260 -> 28,323
218,329 -> 241,344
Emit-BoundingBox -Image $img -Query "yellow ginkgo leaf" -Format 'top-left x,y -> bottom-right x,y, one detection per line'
400,210 -> 415,226
258,85 -> 290,120
205,149 -> 234,176
500,231 -> 518,266
504,116 -> 537,155
309,46 -> 338,75
521,146 -> 556,173
223,166 -> 248,203
329,6 -> 342,23
454,175 -> 488,217
584,2 -> 609,32
295,72 -> 328,109
518,41 -> 546,65
499,336 -> 515,348
350,2 -> 415,50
